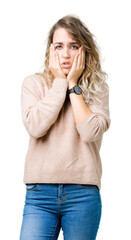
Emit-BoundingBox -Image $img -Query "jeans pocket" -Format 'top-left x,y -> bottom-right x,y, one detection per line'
26,184 -> 39,191
78,184 -> 98,189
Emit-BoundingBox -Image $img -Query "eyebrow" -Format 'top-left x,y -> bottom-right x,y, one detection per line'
54,42 -> 79,45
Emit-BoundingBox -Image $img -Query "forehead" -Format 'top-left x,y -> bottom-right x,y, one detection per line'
53,28 -> 75,43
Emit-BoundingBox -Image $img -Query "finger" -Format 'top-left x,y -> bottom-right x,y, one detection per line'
76,47 -> 82,68
49,44 -> 54,58
49,44 -> 53,67
52,44 -> 63,71
78,47 -> 85,69
52,44 -> 59,69
49,44 -> 57,70
54,47 -> 59,61
73,48 -> 81,69
53,46 -> 61,68
81,48 -> 85,69
51,44 -> 56,66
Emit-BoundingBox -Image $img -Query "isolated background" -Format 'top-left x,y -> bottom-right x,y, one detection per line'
0,0 -> 131,239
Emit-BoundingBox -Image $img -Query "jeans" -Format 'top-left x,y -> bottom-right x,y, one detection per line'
19,183 -> 102,240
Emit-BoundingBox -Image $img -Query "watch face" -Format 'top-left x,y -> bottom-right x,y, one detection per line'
74,85 -> 82,94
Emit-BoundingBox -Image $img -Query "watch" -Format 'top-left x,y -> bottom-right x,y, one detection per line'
68,85 -> 82,95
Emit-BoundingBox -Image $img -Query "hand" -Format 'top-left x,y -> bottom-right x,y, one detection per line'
49,44 -> 67,79
67,46 -> 85,85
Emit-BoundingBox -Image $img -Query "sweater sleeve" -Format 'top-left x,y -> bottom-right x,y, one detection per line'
76,87 -> 111,143
21,74 -> 68,138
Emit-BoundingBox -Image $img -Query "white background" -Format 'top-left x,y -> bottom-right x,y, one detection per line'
0,0 -> 131,239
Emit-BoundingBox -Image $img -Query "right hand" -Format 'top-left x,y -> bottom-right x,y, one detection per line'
49,44 -> 67,79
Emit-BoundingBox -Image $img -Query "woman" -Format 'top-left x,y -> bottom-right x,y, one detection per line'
19,15 -> 111,240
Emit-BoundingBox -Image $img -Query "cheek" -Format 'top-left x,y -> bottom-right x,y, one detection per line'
71,51 -> 79,60
56,50 -> 62,59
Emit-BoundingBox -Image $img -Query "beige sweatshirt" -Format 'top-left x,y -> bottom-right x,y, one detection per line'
21,74 -> 111,189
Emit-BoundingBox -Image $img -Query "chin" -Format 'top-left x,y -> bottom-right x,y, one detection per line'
63,69 -> 70,75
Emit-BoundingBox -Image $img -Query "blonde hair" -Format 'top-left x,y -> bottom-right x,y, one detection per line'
36,14 -> 109,106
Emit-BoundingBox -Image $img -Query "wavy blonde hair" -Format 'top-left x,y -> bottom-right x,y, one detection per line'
36,14 -> 109,106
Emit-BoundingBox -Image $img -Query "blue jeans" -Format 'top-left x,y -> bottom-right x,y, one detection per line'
19,183 -> 102,240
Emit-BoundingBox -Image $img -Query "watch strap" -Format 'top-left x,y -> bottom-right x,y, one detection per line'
67,88 -> 74,95
67,85 -> 82,95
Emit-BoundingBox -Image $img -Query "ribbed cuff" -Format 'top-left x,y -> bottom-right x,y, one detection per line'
52,78 -> 68,92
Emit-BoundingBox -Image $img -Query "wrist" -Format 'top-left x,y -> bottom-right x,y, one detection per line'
68,82 -> 77,89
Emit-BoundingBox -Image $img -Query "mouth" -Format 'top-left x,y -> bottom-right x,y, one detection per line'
61,62 -> 71,69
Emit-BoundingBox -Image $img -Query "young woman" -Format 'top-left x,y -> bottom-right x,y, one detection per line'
19,15 -> 111,240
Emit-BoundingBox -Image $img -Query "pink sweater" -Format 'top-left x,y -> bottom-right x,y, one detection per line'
21,74 -> 111,189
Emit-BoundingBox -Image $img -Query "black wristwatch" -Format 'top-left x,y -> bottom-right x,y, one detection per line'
67,85 -> 82,95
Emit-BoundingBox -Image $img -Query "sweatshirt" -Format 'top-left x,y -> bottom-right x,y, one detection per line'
21,73 -> 111,189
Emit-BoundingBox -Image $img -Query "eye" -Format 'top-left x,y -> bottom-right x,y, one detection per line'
55,45 -> 62,50
70,45 -> 79,50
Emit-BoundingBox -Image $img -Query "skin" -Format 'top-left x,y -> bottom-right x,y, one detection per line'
49,27 -> 92,125
49,27 -> 85,87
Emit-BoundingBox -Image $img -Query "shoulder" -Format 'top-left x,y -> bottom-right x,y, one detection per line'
21,73 -> 48,98
22,73 -> 46,88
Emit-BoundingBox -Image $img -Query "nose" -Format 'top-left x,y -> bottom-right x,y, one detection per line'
62,47 -> 70,58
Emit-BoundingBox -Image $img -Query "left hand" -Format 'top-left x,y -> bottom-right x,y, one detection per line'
67,46 -> 85,85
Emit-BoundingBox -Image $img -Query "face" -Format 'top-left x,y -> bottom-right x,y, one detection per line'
52,28 -> 81,75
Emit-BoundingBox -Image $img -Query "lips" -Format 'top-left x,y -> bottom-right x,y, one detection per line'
61,61 -> 71,69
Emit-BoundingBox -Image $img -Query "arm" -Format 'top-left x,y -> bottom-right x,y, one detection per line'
68,82 -> 93,125
74,89 -> 111,143
21,74 -> 68,138
67,47 -> 111,143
